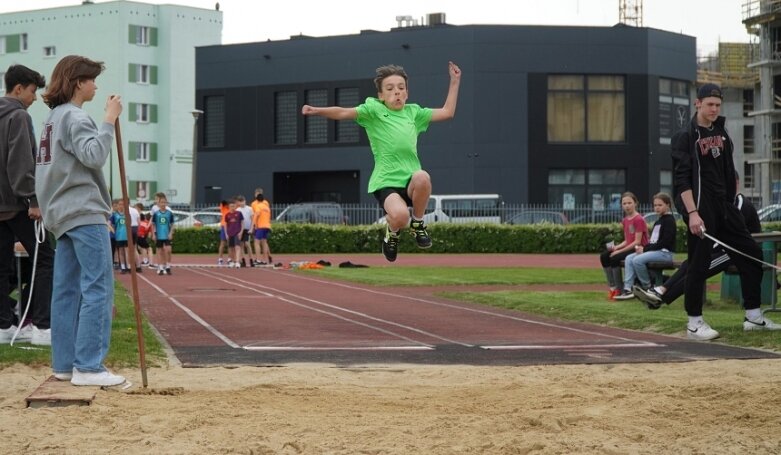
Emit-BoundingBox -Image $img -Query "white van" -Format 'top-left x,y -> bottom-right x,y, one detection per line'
377,194 -> 503,224
425,194 -> 503,224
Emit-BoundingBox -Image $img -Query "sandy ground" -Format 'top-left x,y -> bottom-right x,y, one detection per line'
2,359 -> 781,454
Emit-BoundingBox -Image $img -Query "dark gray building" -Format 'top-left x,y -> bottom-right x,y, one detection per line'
194,24 -> 695,208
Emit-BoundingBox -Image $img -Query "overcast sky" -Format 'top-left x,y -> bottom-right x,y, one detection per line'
1,0 -> 752,56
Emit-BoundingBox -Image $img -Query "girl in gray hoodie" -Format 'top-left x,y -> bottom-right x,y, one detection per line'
35,55 -> 125,387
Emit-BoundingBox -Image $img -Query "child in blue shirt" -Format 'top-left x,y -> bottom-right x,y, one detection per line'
151,197 -> 175,275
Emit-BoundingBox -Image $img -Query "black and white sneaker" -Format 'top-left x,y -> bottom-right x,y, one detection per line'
165,267 -> 172,275
410,219 -> 432,249
687,322 -> 719,341
743,316 -> 781,331
382,226 -> 400,262
632,285 -> 663,310
613,289 -> 635,301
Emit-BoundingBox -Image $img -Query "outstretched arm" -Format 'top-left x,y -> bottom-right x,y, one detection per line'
301,105 -> 357,120
431,61 -> 461,122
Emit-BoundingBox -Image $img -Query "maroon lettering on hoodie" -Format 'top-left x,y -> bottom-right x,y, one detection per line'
37,123 -> 53,165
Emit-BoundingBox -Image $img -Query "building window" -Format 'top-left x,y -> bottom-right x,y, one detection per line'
136,104 -> 150,123
0,72 -> 4,94
743,89 -> 754,116
129,25 -> 157,46
137,26 -> 150,45
744,162 -> 755,189
660,170 -> 673,196
547,75 -> 626,143
336,87 -> 360,143
0,36 -> 6,54
547,168 -> 626,208
21,33 -> 27,52
744,125 -> 754,154
135,181 -> 153,201
274,91 -> 298,145
137,65 -> 150,84
43,46 -> 56,57
304,89 -> 328,144
204,96 -> 225,148
136,142 -> 150,161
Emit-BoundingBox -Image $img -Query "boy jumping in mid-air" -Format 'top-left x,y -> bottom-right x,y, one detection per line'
302,61 -> 461,262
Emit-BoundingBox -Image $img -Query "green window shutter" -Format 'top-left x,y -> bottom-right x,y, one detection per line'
149,182 -> 157,197
5,34 -> 20,53
150,65 -> 158,85
128,103 -> 137,122
150,143 -> 157,162
150,27 -> 158,46
128,63 -> 136,83
128,142 -> 137,160
150,105 -> 158,123
129,180 -> 138,198
128,25 -> 136,44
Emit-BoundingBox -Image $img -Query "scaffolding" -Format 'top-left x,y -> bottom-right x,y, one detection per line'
618,0 -> 643,27
743,0 -> 781,204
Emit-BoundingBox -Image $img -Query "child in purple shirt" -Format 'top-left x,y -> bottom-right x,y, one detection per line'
223,200 -> 244,269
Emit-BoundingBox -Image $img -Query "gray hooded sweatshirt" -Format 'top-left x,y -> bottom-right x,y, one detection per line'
0,96 -> 37,215
35,103 -> 114,238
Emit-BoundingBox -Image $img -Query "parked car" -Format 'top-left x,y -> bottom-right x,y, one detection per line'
505,210 -> 568,225
643,212 -> 683,224
169,210 -> 222,228
569,211 -> 625,224
758,204 -> 781,223
376,194 -> 503,224
275,202 -> 345,224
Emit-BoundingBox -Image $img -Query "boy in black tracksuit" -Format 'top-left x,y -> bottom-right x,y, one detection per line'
671,83 -> 779,341
635,184 -> 760,308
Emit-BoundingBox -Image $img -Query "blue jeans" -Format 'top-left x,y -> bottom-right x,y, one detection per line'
51,224 -> 114,374
623,250 -> 673,290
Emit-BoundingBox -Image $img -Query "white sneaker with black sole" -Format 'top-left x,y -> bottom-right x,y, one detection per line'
613,289 -> 635,301
687,322 -> 720,341
743,316 -> 781,331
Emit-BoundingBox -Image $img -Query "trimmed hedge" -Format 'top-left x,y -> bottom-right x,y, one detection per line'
169,222 -> 781,254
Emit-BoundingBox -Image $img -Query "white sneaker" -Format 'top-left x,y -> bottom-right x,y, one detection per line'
0,326 -> 17,343
743,316 -> 781,331
687,322 -> 720,341
31,326 -> 51,346
0,324 -> 34,343
53,371 -> 72,381
71,369 -> 126,386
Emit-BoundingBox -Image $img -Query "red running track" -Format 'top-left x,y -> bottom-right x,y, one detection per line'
119,255 -> 777,366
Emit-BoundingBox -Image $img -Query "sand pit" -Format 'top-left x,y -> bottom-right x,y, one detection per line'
2,359 -> 781,453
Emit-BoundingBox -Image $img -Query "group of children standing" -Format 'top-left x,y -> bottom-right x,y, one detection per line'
217,189 -> 273,268
109,192 -> 174,276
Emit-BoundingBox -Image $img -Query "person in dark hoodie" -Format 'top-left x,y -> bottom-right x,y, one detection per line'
35,56 -> 125,386
671,83 -> 779,341
0,65 -> 54,346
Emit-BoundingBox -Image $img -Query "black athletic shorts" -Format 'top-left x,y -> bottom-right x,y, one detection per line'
374,186 -> 413,211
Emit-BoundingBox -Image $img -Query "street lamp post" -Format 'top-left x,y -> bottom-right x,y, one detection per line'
190,109 -> 204,211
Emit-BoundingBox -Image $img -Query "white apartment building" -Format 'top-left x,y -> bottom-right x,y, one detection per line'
0,0 -> 222,204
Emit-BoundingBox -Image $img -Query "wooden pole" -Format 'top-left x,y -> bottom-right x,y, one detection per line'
114,118 -> 148,388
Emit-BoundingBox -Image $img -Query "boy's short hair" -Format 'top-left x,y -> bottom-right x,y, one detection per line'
4,64 -> 45,93
374,64 -> 408,93
155,192 -> 166,199
255,193 -> 265,202
236,195 -> 246,202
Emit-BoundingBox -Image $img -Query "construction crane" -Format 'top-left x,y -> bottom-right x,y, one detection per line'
619,0 -> 643,27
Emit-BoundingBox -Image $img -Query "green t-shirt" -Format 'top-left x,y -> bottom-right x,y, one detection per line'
355,97 -> 433,193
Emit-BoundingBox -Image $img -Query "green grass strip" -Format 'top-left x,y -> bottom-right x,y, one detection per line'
0,282 -> 166,368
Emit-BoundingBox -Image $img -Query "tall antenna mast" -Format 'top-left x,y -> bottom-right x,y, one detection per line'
619,0 -> 644,27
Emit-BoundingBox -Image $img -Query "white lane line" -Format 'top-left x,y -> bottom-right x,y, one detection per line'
243,346 -> 434,351
137,273 -> 241,349
482,343 -> 662,350
189,268 -> 445,349
269,272 -> 661,347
